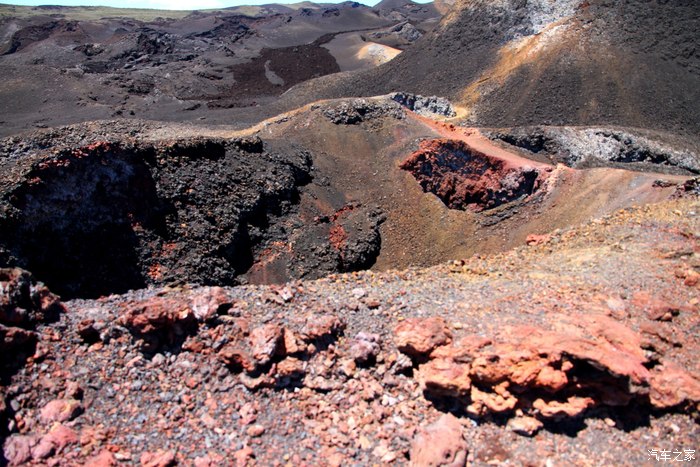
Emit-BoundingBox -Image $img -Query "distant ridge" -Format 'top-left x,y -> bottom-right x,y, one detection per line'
283,0 -> 700,136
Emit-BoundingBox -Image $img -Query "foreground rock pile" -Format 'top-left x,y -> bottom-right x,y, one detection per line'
1,197 -> 698,465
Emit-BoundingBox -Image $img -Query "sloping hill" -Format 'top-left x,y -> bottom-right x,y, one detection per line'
283,0 -> 700,136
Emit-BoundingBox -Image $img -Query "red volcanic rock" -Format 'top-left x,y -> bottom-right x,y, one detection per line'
533,396 -> 595,420
218,343 -> 257,373
349,332 -> 381,364
507,416 -> 543,437
412,314 -> 699,420
219,324 -> 285,373
194,453 -> 225,467
233,446 -> 254,467
120,296 -> 196,336
249,323 -> 284,367
189,286 -> 230,322
409,413 -> 467,467
31,424 -> 78,459
282,328 -> 303,354
275,357 -> 305,379
400,139 -> 542,211
3,435 -> 36,466
632,292 -> 684,322
39,398 -> 83,424
649,363 -> 700,409
394,317 -> 452,357
417,358 -> 471,397
526,234 -> 551,246
0,324 -> 37,353
300,314 -> 346,341
0,268 -> 65,360
140,449 -> 177,467
84,450 -> 118,467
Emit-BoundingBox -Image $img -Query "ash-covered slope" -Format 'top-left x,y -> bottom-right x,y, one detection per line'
283,0 -> 700,136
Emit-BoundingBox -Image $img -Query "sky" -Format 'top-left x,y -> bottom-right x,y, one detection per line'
3,0 -> 432,10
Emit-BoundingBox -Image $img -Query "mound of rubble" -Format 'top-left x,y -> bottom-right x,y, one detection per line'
1,196 -> 698,465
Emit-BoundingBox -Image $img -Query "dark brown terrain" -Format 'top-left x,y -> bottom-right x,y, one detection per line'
0,0 -> 699,466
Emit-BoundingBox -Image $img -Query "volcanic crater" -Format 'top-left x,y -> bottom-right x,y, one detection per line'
0,0 -> 699,466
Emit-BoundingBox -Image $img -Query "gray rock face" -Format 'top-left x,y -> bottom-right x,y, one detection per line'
390,92 -> 456,117
367,21 -> 423,44
487,126 -> 700,175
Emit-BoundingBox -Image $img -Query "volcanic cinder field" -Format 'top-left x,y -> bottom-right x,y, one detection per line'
0,0 -> 699,466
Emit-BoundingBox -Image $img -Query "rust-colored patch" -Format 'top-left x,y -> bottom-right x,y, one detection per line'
328,224 -> 348,251
400,138 -> 543,211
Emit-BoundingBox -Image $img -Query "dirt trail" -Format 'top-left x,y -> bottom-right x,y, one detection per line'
409,111 -> 551,170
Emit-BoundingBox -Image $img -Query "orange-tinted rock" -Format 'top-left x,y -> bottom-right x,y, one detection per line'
632,292 -> 683,322
526,234 -> 551,246
395,317 -> 452,358
84,449 -> 118,467
3,435 -> 36,466
282,328 -> 303,354
468,383 -> 517,415
248,323 -> 284,367
276,357 -> 305,379
300,315 -> 345,341
507,416 -> 543,437
649,363 -> 700,409
190,286 -> 230,322
418,358 -> 471,397
120,296 -> 196,338
140,449 -> 177,467
39,398 -> 83,424
409,413 -> 467,467
533,396 -> 595,419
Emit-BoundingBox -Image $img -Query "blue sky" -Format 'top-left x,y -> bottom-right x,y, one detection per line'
3,0 -> 433,9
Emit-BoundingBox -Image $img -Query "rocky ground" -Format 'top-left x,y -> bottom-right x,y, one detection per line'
1,0 -> 700,465
1,195 -> 699,466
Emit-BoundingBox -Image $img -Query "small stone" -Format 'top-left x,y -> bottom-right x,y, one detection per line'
249,324 -> 284,367
507,416 -> 543,437
40,398 -> 83,424
140,449 -> 176,467
410,414 -> 467,466
394,317 -> 452,358
84,449 -> 118,467
352,288 -> 366,299
349,332 -> 381,364
190,286 -> 230,322
65,381 -> 84,400
3,435 -> 36,466
234,446 -> 254,467
246,424 -> 265,437
84,449 -> 117,467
